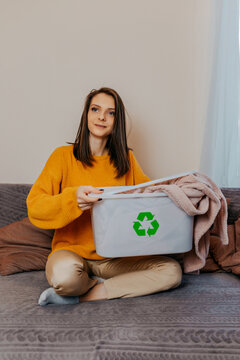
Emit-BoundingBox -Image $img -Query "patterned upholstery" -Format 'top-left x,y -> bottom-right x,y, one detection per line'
0,271 -> 240,359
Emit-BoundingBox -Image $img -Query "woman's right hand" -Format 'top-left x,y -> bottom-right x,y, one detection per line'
76,186 -> 103,211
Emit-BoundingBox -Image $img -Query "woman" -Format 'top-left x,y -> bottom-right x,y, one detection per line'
27,87 -> 182,306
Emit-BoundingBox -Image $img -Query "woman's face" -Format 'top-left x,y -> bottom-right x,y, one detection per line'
87,93 -> 115,139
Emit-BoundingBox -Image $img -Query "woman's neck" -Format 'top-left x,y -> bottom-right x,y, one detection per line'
89,135 -> 108,156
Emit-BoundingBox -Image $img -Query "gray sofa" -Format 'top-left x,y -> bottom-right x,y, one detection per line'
0,184 -> 240,360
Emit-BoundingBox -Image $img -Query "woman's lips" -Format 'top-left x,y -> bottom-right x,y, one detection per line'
95,124 -> 106,128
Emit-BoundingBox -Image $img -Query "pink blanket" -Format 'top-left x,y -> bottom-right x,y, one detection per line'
118,172 -> 228,273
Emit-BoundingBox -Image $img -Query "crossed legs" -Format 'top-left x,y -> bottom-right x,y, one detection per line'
38,249 -> 182,305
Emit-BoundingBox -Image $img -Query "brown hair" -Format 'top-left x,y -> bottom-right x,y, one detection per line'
72,87 -> 130,178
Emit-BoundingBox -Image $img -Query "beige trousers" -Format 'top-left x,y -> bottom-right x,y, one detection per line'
46,249 -> 182,299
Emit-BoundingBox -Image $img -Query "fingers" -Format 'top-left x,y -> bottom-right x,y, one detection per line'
78,199 -> 101,211
80,193 -> 99,203
80,186 -> 103,195
86,186 -> 104,194
80,191 -> 102,203
76,186 -> 104,210
77,199 -> 94,210
79,204 -> 92,211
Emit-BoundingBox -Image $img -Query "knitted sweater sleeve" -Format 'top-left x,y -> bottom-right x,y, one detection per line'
128,150 -> 151,184
26,147 -> 82,229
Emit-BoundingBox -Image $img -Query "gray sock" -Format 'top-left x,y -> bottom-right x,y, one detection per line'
91,275 -> 104,283
38,287 -> 79,306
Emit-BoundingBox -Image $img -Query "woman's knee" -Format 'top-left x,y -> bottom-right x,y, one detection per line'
168,258 -> 182,288
46,250 -> 97,296
153,256 -> 182,289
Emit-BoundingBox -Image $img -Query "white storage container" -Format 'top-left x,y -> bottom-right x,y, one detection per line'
91,171 -> 196,257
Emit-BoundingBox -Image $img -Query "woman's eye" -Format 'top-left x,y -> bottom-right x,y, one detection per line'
92,107 -> 98,112
109,111 -> 115,116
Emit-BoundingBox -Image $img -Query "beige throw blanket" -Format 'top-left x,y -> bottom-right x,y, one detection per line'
117,172 -> 228,273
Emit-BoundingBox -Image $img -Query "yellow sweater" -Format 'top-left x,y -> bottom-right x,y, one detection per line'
27,145 -> 150,260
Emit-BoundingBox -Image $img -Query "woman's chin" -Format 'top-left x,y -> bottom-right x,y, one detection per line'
89,132 -> 109,140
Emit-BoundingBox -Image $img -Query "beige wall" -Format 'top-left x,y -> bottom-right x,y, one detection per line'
0,0 -> 217,183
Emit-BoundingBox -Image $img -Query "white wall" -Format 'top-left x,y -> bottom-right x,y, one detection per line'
0,0 -> 217,183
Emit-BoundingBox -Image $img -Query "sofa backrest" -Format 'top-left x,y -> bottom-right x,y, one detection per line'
221,188 -> 240,224
0,184 -> 32,227
0,184 -> 239,228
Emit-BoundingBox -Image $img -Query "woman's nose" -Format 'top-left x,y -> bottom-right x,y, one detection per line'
98,113 -> 105,121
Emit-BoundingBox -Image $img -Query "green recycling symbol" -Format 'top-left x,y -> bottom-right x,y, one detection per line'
133,212 -> 159,237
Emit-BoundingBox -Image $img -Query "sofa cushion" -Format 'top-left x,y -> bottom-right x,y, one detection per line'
0,217 -> 52,275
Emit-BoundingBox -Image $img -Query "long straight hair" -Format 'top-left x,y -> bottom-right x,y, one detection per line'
72,87 -> 130,178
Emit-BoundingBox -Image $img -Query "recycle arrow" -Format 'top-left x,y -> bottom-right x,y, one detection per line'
133,221 -> 146,236
133,212 -> 159,237
137,212 -> 154,221
147,219 -> 159,237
